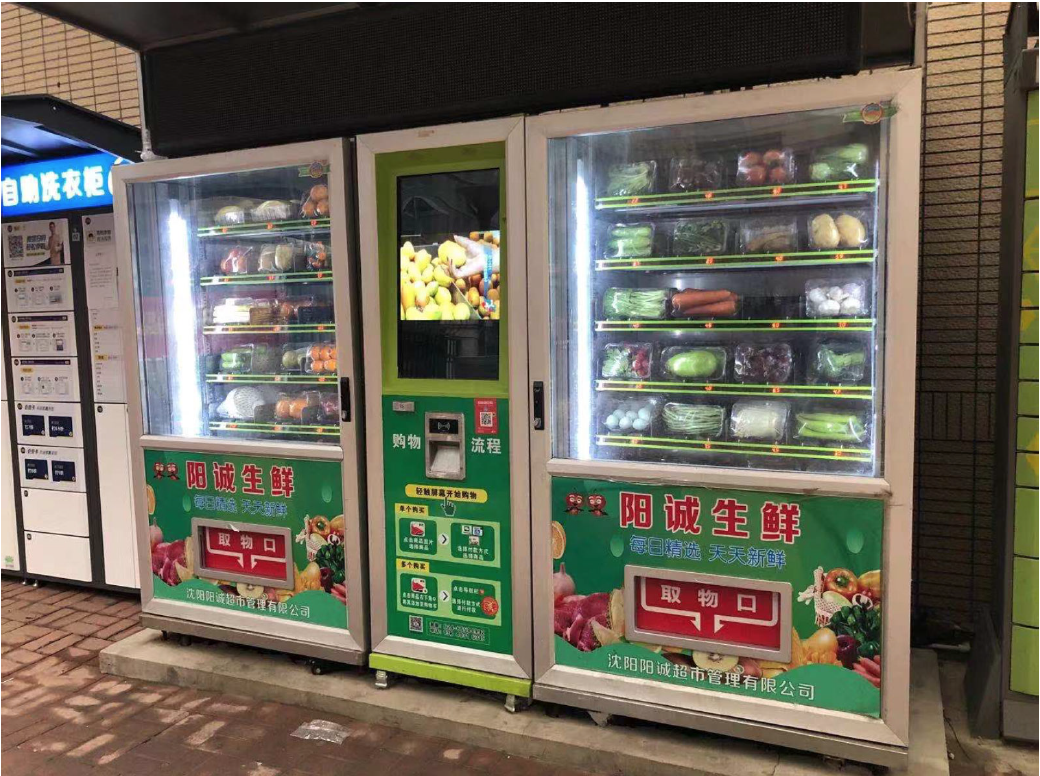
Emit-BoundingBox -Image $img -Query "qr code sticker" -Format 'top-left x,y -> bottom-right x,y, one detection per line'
479,411 -> 493,427
7,236 -> 24,259
408,615 -> 424,633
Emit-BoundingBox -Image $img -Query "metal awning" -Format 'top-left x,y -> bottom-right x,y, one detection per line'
1,95 -> 141,165
21,2 -> 358,51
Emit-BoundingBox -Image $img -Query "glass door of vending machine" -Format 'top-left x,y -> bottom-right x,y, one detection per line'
356,118 -> 532,703
113,140 -> 368,664
526,71 -> 921,765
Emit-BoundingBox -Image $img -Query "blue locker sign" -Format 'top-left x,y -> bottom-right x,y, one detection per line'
0,152 -> 127,216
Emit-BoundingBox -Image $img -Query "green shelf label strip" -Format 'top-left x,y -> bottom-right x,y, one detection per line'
595,318 -> 875,333
200,271 -> 333,287
205,374 -> 335,385
209,421 -> 339,437
596,434 -> 872,462
596,379 -> 872,400
597,249 -> 876,272
203,323 -> 336,335
594,179 -> 879,210
196,218 -> 331,238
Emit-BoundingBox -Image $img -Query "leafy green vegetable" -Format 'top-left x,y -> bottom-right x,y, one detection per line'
603,288 -> 669,320
314,542 -> 345,586
672,220 -> 727,255
830,604 -> 881,659
605,163 -> 655,197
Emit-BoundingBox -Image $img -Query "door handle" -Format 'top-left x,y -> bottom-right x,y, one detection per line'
339,377 -> 352,423
532,381 -> 545,430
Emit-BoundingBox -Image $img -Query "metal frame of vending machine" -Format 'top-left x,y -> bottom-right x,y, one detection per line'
356,117 -> 532,703
114,139 -> 368,664
526,69 -> 921,766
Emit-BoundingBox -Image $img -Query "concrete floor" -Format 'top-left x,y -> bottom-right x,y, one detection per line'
937,655 -> 1038,776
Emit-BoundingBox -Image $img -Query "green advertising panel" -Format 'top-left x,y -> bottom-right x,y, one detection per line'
550,477 -> 884,716
382,396 -> 512,653
145,449 -> 348,630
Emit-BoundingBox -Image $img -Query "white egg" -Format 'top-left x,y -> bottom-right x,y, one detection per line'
619,416 -> 633,431
625,410 -> 637,419
637,407 -> 651,421
605,414 -> 619,430
808,287 -> 827,304
842,282 -> 862,299
827,286 -> 844,301
632,418 -> 648,431
818,299 -> 841,316
840,297 -> 862,315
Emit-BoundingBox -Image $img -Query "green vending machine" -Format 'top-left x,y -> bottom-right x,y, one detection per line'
356,118 -> 532,706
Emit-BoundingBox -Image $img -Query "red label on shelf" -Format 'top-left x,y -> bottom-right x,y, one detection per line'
474,398 -> 498,435
199,526 -> 289,582
634,576 -> 782,650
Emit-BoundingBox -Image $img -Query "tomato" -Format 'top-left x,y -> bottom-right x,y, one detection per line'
824,567 -> 860,596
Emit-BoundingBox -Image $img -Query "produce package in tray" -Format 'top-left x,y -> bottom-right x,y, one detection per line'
733,342 -> 794,384
603,224 -> 655,259
670,218 -> 730,256
600,343 -> 653,381
809,143 -> 871,182
668,155 -> 725,192
730,400 -> 789,442
736,148 -> 795,187
661,346 -> 727,382
805,279 -> 867,318
811,340 -> 868,384
600,396 -> 660,435
740,216 -> 800,254
602,161 -> 657,198
794,408 -> 869,445
602,287 -> 671,320
670,288 -> 740,319
218,344 -> 280,375
807,211 -> 870,251
661,402 -> 726,439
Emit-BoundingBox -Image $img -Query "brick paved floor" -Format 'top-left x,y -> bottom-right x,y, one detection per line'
1,577 -> 593,776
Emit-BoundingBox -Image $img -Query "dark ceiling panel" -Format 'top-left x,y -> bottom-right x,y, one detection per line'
22,2 -> 353,50
141,2 -> 885,157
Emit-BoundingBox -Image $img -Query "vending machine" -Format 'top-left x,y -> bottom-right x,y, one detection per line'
526,70 -> 921,765
113,140 -> 368,664
356,118 -> 532,703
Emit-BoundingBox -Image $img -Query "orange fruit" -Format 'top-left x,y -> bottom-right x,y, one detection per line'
551,521 -> 566,560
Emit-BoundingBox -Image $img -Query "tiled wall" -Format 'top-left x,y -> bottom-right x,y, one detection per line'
0,3 -> 139,126
915,2 -> 1009,628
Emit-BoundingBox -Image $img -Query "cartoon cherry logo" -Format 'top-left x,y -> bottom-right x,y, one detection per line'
481,596 -> 499,617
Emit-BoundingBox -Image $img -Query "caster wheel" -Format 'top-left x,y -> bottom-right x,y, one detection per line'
311,663 -> 324,676
160,631 -> 169,642
178,634 -> 192,647
504,694 -> 530,713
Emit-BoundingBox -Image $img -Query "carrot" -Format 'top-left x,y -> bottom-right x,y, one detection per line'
676,299 -> 738,318
857,656 -> 881,678
671,289 -> 733,311
853,663 -> 881,687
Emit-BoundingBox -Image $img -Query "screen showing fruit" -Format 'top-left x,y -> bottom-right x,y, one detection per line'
396,169 -> 502,382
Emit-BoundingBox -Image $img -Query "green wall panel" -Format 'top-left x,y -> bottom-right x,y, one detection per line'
1010,625 -> 1039,696
1017,453 -> 1039,488
1015,487 -> 1040,559
1019,416 -> 1039,452
1021,345 -> 1039,381
1012,557 -> 1039,628
1020,381 -> 1039,417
